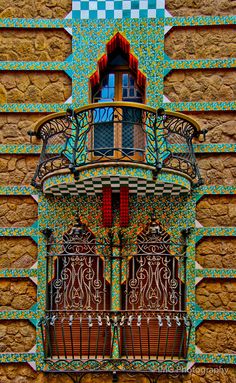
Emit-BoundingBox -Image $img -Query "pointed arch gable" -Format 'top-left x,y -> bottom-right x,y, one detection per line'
90,32 -> 146,91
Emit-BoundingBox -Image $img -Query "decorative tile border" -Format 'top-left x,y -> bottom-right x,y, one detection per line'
0,18 -> 72,28
0,269 -> 37,278
1,143 -> 236,155
0,62 -> 71,71
166,16 -> 236,26
0,310 -> 38,320
196,269 -> 236,279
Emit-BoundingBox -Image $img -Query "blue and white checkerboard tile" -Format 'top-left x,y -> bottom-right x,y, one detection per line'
73,0 -> 165,19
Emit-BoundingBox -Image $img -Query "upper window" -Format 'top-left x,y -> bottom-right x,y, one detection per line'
93,72 -> 144,103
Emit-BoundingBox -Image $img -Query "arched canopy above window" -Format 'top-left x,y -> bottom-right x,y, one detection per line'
90,33 -> 146,103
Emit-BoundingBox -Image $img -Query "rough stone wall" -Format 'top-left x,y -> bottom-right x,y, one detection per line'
166,0 -> 236,16
196,322 -> 236,353
196,279 -> 236,311
0,279 -> 37,310
0,237 -> 37,268
0,113 -> 47,144
164,69 -> 236,102
0,72 -> 71,103
0,364 -> 236,383
186,111 -> 236,144
0,0 -> 71,19
196,237 -> 236,269
0,196 -> 38,227
0,29 -> 72,62
165,26 -> 236,60
0,320 -> 35,353
196,195 -> 236,227
0,155 -> 39,185
197,154 -> 236,186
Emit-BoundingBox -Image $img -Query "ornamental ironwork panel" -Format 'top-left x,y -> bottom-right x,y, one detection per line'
40,218 -> 191,371
31,103 -> 203,188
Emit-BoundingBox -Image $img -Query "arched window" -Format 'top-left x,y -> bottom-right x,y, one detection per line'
121,217 -> 186,359
46,220 -> 111,359
89,33 -> 146,161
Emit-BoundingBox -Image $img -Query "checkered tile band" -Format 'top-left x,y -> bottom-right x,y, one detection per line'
45,176 -> 189,196
72,0 -> 165,19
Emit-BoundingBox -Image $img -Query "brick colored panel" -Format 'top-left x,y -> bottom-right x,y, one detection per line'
164,69 -> 236,102
165,26 -> 236,60
185,111 -> 236,144
196,321 -> 236,353
0,196 -> 38,228
0,320 -> 35,353
0,237 -> 37,269
0,0 -> 71,19
0,154 -> 39,186
0,278 -> 37,311
197,154 -> 236,186
0,72 -> 71,104
166,0 -> 236,17
0,29 -> 72,62
196,195 -> 236,227
0,113 -> 48,144
196,237 -> 236,269
196,279 -> 236,311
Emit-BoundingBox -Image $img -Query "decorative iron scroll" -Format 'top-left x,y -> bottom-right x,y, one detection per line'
42,218 -> 190,371
47,219 -> 109,312
31,103 -> 203,188
124,218 -> 185,312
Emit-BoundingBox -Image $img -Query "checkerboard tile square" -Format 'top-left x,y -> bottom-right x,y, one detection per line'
72,0 -> 165,19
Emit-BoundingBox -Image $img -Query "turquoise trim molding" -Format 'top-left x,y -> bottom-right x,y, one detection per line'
196,269 -> 236,279
166,16 -> 236,26
0,62 -> 71,71
0,269 -> 37,278
2,143 -> 236,155
0,19 -> 72,28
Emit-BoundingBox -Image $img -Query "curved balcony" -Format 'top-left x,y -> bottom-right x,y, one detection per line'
31,102 -> 203,196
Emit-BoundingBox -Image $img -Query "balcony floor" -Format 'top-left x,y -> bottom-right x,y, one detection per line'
42,164 -> 192,196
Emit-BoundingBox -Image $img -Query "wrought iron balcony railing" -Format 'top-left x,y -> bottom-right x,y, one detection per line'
40,310 -> 191,370
31,102 -> 203,188
40,219 -> 192,372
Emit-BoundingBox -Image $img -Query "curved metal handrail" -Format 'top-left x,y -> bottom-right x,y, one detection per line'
31,103 -> 203,189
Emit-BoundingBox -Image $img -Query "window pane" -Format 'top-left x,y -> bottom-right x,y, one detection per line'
122,73 -> 128,86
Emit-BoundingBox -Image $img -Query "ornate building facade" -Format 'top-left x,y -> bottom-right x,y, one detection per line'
0,1 -> 235,383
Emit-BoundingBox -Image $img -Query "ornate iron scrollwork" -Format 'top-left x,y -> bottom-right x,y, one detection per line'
31,103 -> 202,188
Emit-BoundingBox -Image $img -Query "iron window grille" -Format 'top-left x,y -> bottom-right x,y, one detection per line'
40,217 -> 192,372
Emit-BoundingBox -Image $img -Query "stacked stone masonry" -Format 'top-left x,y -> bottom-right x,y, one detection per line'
0,364 -> 236,383
196,279 -> 236,311
197,154 -> 236,186
196,322 -> 236,353
0,113 -> 47,144
166,0 -> 236,16
196,237 -> 236,269
0,155 -> 39,186
0,0 -> 71,19
187,111 -> 236,144
0,196 -> 38,227
0,278 -> 37,311
165,26 -> 236,60
196,195 -> 236,227
0,29 -> 72,62
0,320 -> 35,353
0,72 -> 71,103
0,237 -> 37,269
164,69 -> 236,102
